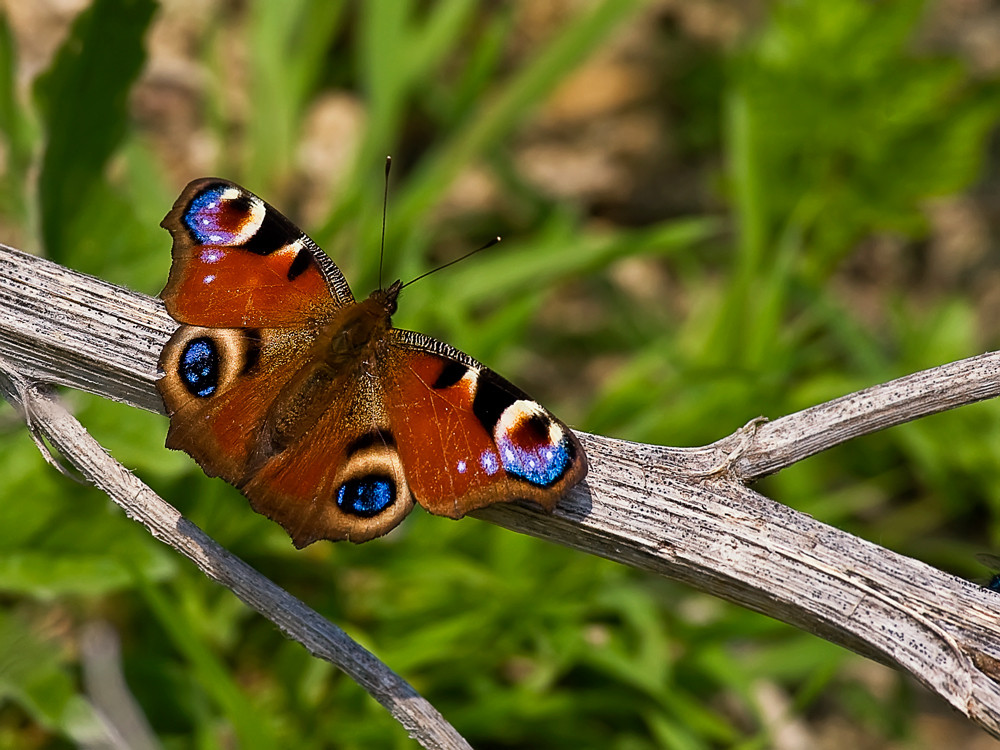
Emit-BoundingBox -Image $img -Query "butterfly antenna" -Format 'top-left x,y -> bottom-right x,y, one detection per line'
400,236 -> 501,290
380,156 -> 391,290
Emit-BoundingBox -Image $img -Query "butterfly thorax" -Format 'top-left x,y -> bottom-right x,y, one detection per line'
318,280 -> 401,366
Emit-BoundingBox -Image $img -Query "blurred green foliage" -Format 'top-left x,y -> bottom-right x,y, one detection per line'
1,0 -> 999,746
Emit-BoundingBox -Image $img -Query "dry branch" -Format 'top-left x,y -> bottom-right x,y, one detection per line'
3,243 -> 1000,740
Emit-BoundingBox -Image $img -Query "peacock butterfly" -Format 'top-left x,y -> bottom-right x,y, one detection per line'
156,177 -> 588,545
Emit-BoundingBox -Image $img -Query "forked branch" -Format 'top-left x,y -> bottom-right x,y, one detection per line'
2,243 -> 1000,740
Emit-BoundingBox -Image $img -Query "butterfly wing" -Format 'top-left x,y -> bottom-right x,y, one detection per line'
238,380 -> 417,546
159,325 -> 314,483
385,329 -> 587,518
160,178 -> 354,327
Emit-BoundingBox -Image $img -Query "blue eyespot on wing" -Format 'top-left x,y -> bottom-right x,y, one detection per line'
493,402 -> 574,487
184,184 -> 263,246
336,476 -> 396,517
180,337 -> 219,398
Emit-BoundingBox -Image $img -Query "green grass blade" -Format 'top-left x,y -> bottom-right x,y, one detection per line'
33,0 -> 155,261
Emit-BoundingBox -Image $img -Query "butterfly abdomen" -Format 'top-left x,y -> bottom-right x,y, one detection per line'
259,361 -> 340,456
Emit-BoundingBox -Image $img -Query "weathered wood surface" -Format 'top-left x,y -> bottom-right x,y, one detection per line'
3,242 -> 1000,742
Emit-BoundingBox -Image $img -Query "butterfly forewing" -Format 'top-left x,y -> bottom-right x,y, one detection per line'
386,330 -> 587,517
160,178 -> 352,327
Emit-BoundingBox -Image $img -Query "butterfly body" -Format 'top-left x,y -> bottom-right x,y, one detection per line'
157,179 -> 587,545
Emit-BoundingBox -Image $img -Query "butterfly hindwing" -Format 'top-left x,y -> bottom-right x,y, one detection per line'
160,178 -> 353,328
240,395 -> 417,546
386,329 -> 587,518
158,325 -> 317,483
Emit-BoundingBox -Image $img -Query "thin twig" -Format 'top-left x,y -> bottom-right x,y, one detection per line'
733,355 -> 1000,480
3,243 -> 1000,738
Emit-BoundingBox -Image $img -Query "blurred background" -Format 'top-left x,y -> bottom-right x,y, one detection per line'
2,0 -> 1000,747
